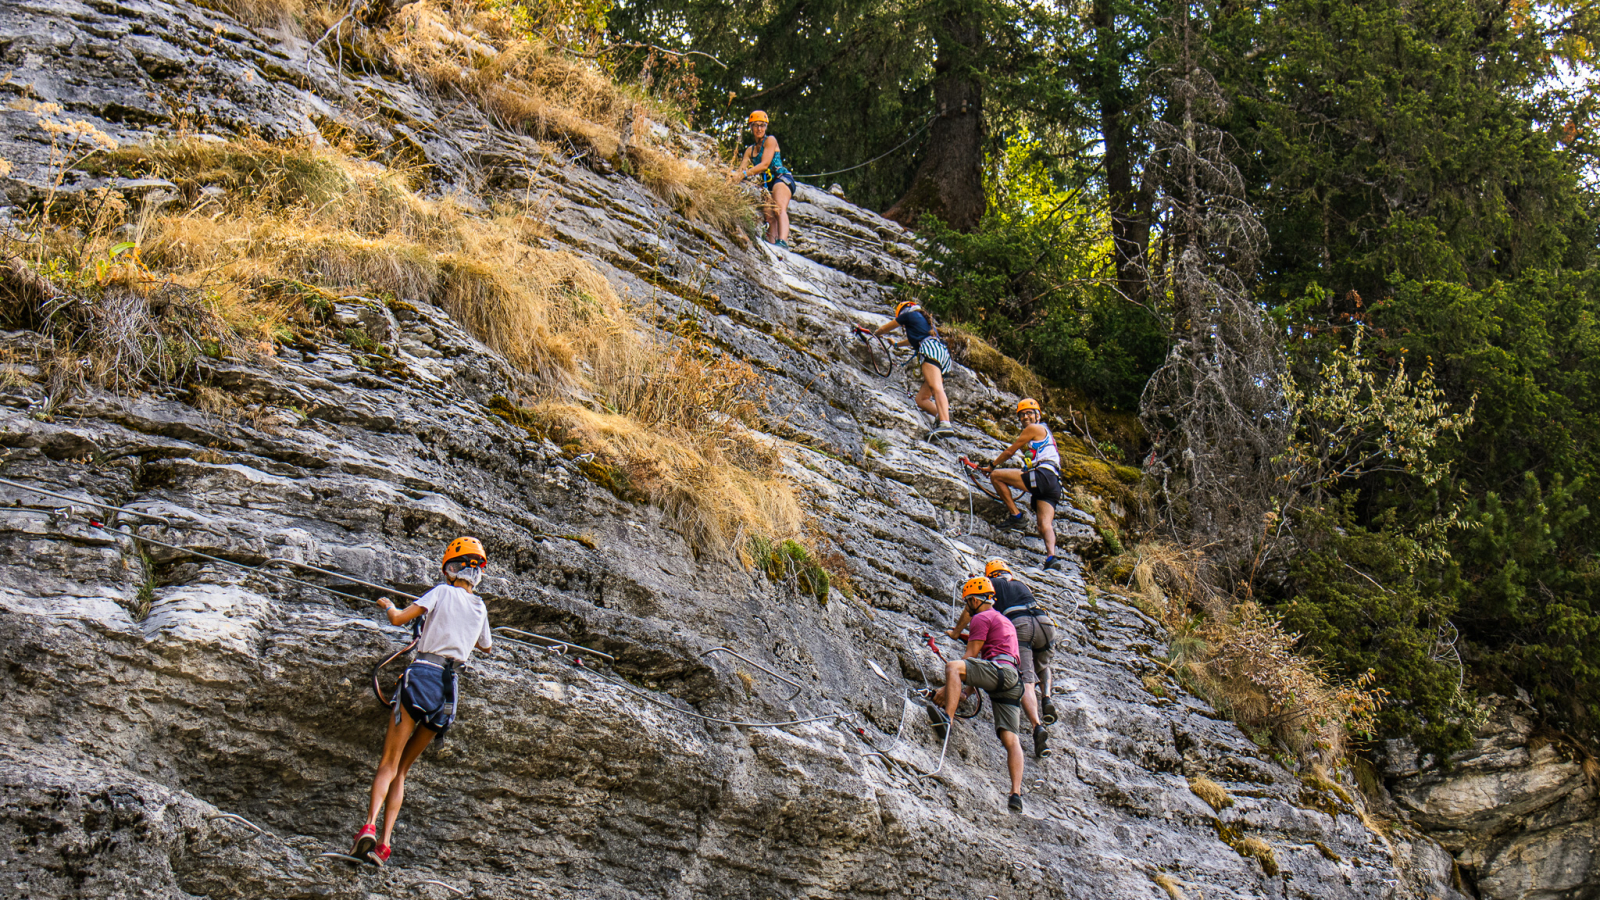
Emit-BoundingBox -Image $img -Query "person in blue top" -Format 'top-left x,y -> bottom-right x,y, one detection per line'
739,110 -> 796,248
872,299 -> 955,441
981,398 -> 1063,570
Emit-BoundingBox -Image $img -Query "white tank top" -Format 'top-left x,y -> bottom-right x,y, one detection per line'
1023,424 -> 1062,472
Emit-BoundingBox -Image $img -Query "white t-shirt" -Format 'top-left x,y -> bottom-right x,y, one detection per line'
413,584 -> 492,663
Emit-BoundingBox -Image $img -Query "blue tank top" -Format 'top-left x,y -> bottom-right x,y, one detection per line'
897,307 -> 935,345
745,135 -> 793,185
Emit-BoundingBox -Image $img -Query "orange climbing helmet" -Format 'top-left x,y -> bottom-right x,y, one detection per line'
984,558 -> 1012,578
1016,398 -> 1042,415
442,536 -> 487,570
747,110 -> 769,124
961,576 -> 995,599
895,300 -> 919,317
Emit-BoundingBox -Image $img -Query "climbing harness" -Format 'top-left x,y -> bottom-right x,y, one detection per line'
700,647 -> 803,701
850,326 -> 895,378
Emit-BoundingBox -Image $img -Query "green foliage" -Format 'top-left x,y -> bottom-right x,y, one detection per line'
1281,500 -> 1473,758
1449,474 -> 1600,737
749,536 -> 831,605
1219,0 -> 1594,304
918,135 -> 1166,410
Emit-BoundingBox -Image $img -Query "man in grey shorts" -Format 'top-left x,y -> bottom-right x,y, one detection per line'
948,558 -> 1056,758
930,576 -> 1028,812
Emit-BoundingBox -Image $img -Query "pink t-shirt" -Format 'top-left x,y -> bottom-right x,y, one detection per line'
967,608 -> 1020,664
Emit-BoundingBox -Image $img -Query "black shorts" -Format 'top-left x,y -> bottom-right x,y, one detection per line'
1022,467 -> 1061,509
395,660 -> 458,736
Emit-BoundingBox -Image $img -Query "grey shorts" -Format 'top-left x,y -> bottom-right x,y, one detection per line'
965,657 -> 1023,737
1011,613 -> 1056,685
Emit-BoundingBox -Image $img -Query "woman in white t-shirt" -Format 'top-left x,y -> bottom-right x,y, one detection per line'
350,537 -> 493,866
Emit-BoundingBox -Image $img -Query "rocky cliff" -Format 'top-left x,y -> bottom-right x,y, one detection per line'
0,2 -> 1490,898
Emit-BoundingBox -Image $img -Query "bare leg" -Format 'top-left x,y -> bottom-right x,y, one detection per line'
991,469 -> 1025,516
365,706 -> 420,828
941,659 -> 967,720
921,362 -> 950,422
1021,682 -> 1042,728
772,182 -> 792,242
916,382 -> 938,418
762,195 -> 778,241
1001,730 -> 1025,795
379,721 -> 437,845
1037,501 -> 1057,557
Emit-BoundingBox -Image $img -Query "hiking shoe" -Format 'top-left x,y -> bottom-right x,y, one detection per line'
1041,695 -> 1058,726
1033,724 -> 1052,759
926,704 -> 951,742
775,239 -> 791,249
1008,793 -> 1023,813
933,421 -> 956,438
351,824 -> 377,858
1000,513 -> 1026,532
1042,555 -> 1061,571
926,426 -> 949,443
368,843 -> 391,867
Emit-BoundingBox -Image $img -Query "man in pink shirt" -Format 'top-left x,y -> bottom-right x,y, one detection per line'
929,576 -> 1028,812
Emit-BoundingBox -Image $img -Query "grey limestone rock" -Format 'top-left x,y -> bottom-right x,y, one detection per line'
0,1 -> 1481,898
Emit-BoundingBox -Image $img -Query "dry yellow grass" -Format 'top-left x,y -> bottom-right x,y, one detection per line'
82,136 -> 790,557
1233,835 -> 1278,876
1187,775 -> 1234,812
1103,540 -> 1385,764
1152,872 -> 1186,900
540,403 -> 800,555
359,1 -> 751,234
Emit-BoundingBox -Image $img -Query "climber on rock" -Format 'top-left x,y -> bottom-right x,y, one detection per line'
928,576 -> 1028,812
738,110 -> 796,249
948,558 -> 1057,758
872,299 -> 954,442
980,398 -> 1062,570
351,537 -> 494,866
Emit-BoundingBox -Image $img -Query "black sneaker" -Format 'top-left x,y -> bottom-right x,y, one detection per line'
1033,724 -> 1052,758
1008,793 -> 1023,813
1041,695 -> 1058,725
1042,555 -> 1061,570
1000,513 -> 1026,532
926,704 -> 951,742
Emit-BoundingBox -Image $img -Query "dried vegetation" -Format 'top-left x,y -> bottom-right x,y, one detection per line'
2,52 -> 783,558
1106,541 -> 1385,764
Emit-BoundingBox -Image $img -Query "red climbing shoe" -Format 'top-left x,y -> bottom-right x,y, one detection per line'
368,843 -> 392,867
351,824 -> 377,857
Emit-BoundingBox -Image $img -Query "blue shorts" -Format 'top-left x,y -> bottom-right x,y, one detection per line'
395,660 -> 458,736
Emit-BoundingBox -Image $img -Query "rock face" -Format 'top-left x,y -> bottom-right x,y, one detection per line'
1389,699 -> 1600,899
0,2 -> 1474,899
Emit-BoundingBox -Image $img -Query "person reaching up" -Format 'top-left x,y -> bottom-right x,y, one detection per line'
873,299 -> 954,442
928,576 -> 1028,812
351,537 -> 493,866
981,398 -> 1063,570
948,557 -> 1057,758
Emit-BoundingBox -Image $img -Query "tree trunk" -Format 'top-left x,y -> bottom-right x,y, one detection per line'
884,6 -> 984,232
1092,0 -> 1152,301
